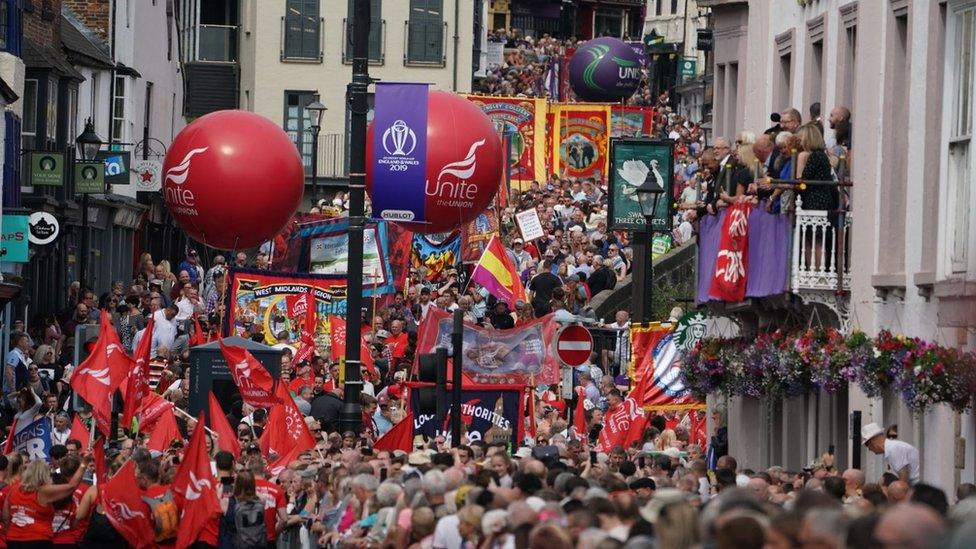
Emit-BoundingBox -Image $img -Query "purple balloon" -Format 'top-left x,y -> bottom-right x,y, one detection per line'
568,37 -> 642,102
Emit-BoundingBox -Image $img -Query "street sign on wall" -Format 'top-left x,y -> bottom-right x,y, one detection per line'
1,215 -> 29,263
29,152 -> 65,186
679,57 -> 697,77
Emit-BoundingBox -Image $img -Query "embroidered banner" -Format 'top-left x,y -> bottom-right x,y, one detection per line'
409,384 -> 524,448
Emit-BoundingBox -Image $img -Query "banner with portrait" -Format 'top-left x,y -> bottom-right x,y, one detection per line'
550,104 -> 611,180
225,268 -> 343,346
461,208 -> 500,263
415,309 -> 560,385
630,324 -> 704,411
464,96 -> 547,186
411,232 -> 462,282
408,383 -> 524,448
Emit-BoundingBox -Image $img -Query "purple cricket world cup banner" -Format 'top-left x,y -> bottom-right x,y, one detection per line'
697,202 -> 792,304
372,83 -> 429,223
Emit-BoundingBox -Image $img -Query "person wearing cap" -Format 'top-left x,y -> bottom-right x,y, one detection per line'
178,249 -> 204,285
507,238 -> 532,272
862,422 -> 920,485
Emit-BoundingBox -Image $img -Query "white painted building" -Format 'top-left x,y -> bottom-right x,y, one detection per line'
700,0 -> 975,494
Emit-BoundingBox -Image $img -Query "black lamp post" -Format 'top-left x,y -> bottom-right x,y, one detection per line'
340,0 -> 371,435
631,178 -> 666,323
75,118 -> 102,293
305,96 -> 327,201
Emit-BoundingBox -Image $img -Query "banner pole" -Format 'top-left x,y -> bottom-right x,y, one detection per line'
450,310 -> 464,448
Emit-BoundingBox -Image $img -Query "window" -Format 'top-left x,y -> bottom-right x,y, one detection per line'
113,75 -> 126,142
345,0 -> 382,62
594,9 -> 623,38
0,1 -> 7,51
946,4 -> 974,273
144,82 -> 153,138
284,0 -> 321,60
406,0 -> 443,65
655,0 -> 662,17
21,79 -> 36,147
45,78 -> 57,142
671,0 -> 679,16
67,87 -> 78,144
284,90 -> 315,171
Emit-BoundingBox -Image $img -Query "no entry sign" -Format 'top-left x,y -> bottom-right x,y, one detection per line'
556,325 -> 594,367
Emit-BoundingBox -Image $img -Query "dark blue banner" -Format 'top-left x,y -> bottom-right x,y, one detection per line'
410,387 -> 522,448
372,83 -> 428,223
13,417 -> 52,462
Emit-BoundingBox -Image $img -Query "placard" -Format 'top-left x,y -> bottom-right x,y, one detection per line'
607,138 -> 674,232
29,152 -> 65,186
75,162 -> 106,194
515,208 -> 545,242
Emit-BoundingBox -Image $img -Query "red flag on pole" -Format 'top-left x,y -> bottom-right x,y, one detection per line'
70,415 -> 91,453
172,413 -> 222,549
190,314 -> 207,347
293,290 -> 317,364
92,436 -> 107,484
329,316 -> 377,376
122,317 -> 154,429
146,409 -> 184,453
259,384 -> 315,475
100,460 -> 156,549
208,391 -> 240,458
373,412 -> 414,454
217,337 -> 280,408
572,387 -> 587,441
69,314 -> 133,430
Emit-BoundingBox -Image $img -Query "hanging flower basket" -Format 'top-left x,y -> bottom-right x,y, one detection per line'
679,329 -> 976,414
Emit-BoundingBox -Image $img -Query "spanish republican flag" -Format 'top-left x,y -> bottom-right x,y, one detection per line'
470,235 -> 527,309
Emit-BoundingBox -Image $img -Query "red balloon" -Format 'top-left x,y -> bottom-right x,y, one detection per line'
366,91 -> 503,234
162,111 -> 304,249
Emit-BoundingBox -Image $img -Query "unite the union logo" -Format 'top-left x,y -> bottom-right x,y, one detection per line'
165,147 -> 209,185
381,120 -> 417,156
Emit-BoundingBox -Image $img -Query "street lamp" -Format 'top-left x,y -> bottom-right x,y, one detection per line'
631,178 -> 666,324
75,118 -> 103,293
305,96 -> 327,201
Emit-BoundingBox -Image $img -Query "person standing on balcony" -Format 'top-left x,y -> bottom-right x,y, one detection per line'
795,124 -> 838,212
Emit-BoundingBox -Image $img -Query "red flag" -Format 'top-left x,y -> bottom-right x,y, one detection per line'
100,460 -> 156,548
92,436 -> 107,484
329,316 -> 377,376
70,415 -> 91,453
709,202 -> 751,302
373,412 -> 414,453
208,391 -> 240,458
293,290 -> 317,364
260,384 -> 315,474
122,317 -> 154,428
572,387 -> 587,440
595,397 -> 645,453
172,413 -> 222,549
690,410 -> 708,448
135,391 -> 175,434
146,409 -> 184,453
218,337 -> 280,408
190,314 -> 207,347
70,314 -> 133,428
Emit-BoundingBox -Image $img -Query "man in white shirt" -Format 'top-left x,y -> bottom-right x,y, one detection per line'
151,305 -> 179,357
862,422 -> 920,485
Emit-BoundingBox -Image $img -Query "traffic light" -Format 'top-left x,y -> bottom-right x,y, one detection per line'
416,348 -> 448,421
73,324 -> 100,367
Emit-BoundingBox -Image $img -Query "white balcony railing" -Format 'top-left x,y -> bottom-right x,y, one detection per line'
791,197 -> 852,292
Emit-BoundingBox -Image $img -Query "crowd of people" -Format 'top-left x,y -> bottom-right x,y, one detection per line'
0,37 -> 951,546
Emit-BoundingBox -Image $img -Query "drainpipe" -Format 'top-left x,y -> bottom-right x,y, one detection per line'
107,0 -> 118,152
452,0 -> 459,91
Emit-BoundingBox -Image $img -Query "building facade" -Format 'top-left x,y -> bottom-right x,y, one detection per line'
700,0 -> 975,494
643,0 -> 710,120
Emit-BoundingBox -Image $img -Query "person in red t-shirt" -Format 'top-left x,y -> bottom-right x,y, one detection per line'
0,454 -> 24,549
4,458 -> 89,546
385,320 -> 409,360
250,459 -> 287,545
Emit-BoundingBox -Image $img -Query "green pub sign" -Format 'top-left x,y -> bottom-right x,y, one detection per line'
30,152 -> 65,186
75,162 -> 106,194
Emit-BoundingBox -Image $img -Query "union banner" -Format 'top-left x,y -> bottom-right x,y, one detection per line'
549,104 -> 611,180
464,96 -> 547,186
